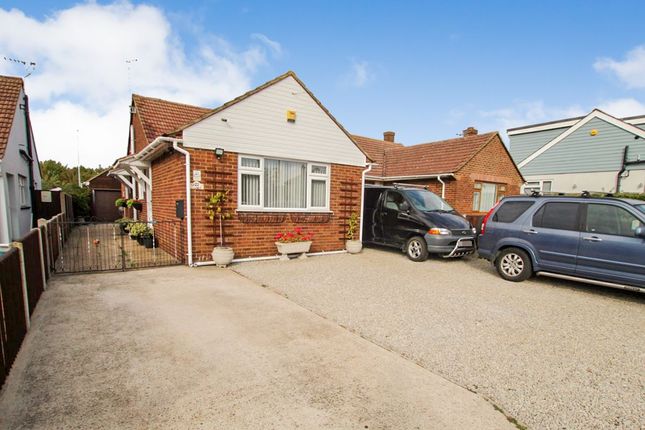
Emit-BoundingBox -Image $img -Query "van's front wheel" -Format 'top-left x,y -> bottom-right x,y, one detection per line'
405,236 -> 428,262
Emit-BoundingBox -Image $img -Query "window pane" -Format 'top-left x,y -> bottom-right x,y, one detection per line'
241,174 -> 260,206
493,201 -> 534,223
586,204 -> 642,237
480,183 -> 497,212
533,202 -> 580,231
264,159 -> 307,208
241,157 -> 260,168
542,181 -> 552,192
311,180 -> 326,207
311,165 -> 327,175
473,191 -> 481,211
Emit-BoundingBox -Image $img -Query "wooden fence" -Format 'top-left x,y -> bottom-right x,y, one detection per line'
0,212 -> 65,389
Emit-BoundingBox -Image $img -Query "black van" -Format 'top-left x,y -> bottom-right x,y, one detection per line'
362,185 -> 477,261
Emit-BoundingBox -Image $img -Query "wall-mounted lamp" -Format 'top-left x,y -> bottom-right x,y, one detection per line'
214,147 -> 225,160
286,110 -> 296,122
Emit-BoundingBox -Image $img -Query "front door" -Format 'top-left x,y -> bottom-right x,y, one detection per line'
528,201 -> 582,274
577,203 -> 645,287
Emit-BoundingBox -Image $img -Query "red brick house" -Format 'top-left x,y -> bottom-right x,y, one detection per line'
110,71 -> 368,264
354,128 -> 524,218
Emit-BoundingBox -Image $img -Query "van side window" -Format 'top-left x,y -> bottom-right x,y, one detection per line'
492,201 -> 534,223
533,202 -> 580,231
384,191 -> 404,211
585,204 -> 643,237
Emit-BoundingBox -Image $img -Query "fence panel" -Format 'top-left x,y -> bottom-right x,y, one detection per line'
0,248 -> 27,387
19,230 -> 46,315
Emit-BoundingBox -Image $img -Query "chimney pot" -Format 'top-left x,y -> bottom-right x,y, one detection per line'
463,126 -> 478,136
383,131 -> 395,142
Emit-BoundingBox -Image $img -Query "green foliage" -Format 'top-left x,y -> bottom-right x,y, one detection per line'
39,160 -> 105,218
115,198 -> 126,207
346,212 -> 359,240
206,190 -> 231,247
128,223 -> 151,238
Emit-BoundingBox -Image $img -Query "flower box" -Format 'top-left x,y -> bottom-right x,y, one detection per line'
275,240 -> 312,260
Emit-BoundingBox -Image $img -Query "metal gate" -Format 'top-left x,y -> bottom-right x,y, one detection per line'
51,220 -> 184,274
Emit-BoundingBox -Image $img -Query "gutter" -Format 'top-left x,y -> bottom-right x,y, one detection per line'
616,145 -> 645,192
367,173 -> 455,182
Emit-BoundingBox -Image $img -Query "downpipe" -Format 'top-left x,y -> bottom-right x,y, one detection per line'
171,141 -> 193,267
359,163 -> 375,242
437,175 -> 446,199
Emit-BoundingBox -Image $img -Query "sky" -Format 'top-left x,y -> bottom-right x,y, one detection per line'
1,0 -> 644,167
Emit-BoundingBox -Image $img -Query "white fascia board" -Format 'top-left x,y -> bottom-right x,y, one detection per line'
507,119 -> 579,136
625,117 -> 645,125
368,173 -> 455,181
518,110 -> 645,168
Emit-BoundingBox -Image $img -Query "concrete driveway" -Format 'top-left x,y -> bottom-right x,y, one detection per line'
235,249 -> 645,430
0,266 -> 513,429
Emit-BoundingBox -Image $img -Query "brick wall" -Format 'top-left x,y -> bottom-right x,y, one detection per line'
151,147 -> 363,261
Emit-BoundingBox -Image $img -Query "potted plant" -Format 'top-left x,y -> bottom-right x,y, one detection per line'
345,212 -> 362,254
115,198 -> 128,209
126,199 -> 143,211
140,226 -> 155,249
128,222 -> 146,241
206,190 -> 234,267
274,227 -> 313,261
116,217 -> 132,235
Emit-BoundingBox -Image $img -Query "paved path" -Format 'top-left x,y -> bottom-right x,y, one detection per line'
0,266 -> 513,429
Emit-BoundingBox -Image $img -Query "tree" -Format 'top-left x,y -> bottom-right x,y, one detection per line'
40,160 -> 105,218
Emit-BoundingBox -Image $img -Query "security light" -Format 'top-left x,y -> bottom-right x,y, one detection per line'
215,148 -> 225,159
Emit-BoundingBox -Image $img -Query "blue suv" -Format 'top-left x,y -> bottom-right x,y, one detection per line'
478,195 -> 645,293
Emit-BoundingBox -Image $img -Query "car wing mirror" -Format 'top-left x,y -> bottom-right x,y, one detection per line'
636,226 -> 645,239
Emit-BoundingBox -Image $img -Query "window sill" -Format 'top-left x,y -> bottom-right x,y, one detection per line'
236,208 -> 333,214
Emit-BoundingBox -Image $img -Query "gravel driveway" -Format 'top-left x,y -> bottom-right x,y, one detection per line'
234,248 -> 645,429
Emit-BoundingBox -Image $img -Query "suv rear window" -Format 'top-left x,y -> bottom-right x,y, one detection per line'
533,202 -> 580,231
492,201 -> 534,223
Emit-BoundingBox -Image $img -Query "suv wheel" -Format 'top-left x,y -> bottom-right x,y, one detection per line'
405,236 -> 429,262
495,248 -> 532,282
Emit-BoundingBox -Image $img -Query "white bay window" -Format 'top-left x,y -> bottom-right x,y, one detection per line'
238,156 -> 330,211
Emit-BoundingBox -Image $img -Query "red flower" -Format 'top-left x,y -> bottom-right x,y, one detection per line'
294,226 -> 303,234
274,233 -> 283,240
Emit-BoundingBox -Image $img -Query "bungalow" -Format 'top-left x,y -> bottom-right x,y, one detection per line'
354,128 -> 524,217
110,71 -> 369,264
508,109 -> 645,194
0,75 -> 42,244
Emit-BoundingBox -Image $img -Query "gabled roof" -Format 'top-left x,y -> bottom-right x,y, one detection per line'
166,70 -> 371,161
508,111 -> 645,136
352,135 -> 403,176
0,75 -> 24,159
517,109 -> 645,168
132,94 -> 210,144
355,131 -> 508,179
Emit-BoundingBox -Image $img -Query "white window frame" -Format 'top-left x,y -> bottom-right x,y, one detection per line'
522,179 -> 553,194
237,155 -> 331,212
18,175 -> 28,207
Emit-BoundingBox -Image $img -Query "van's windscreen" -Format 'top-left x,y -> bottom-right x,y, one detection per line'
405,190 -> 454,212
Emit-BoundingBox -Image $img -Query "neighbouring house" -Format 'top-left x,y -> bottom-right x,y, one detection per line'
109,71 -> 368,264
85,169 -> 122,221
508,109 -> 645,194
0,75 -> 42,244
354,127 -> 524,218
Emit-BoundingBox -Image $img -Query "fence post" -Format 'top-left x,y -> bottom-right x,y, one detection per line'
34,227 -> 47,291
37,219 -> 50,278
10,242 -> 30,331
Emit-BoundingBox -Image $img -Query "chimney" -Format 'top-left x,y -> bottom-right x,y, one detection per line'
383,131 -> 395,142
462,126 -> 478,137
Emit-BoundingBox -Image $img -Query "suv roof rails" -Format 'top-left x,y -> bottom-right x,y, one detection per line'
525,190 -> 615,198
392,183 -> 429,190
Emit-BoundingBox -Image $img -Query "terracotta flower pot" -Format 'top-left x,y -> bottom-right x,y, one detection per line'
212,247 -> 234,267
275,240 -> 312,261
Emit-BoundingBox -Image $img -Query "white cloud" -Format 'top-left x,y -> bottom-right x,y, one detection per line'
598,98 -> 645,117
0,2 -> 280,166
594,45 -> 645,89
479,101 -> 586,132
346,60 -> 373,88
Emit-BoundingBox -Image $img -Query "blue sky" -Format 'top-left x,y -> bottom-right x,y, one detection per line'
1,1 -> 644,166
